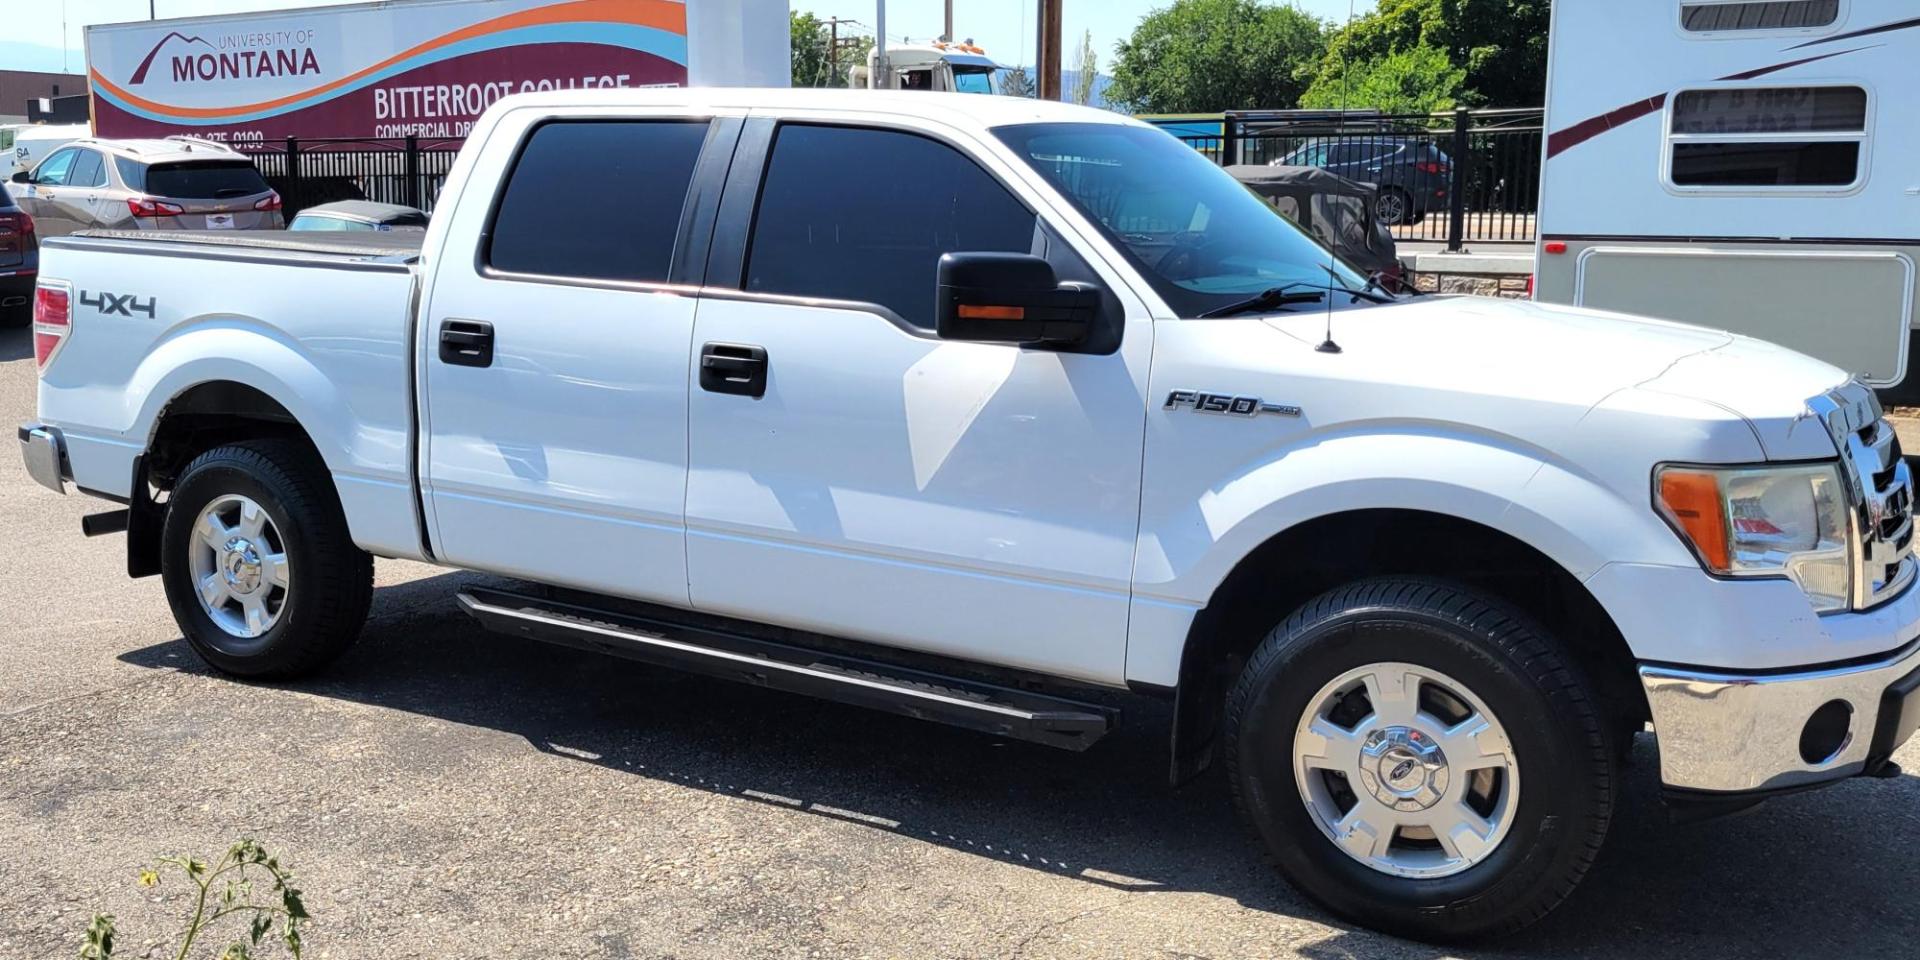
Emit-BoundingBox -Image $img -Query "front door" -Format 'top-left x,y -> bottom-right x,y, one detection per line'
684,120 -> 1153,684
422,113 -> 728,604
18,147 -> 79,237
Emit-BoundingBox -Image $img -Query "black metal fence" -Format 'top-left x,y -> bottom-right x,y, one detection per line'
235,137 -> 465,218
1170,108 -> 1544,250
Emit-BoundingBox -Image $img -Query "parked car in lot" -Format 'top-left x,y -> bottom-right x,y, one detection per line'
1280,136 -> 1452,225
287,200 -> 429,233
6,137 -> 282,238
0,188 -> 34,324
5,123 -> 88,183
18,89 -> 1920,943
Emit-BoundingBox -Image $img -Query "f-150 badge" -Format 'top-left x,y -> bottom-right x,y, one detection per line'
1165,390 -> 1301,418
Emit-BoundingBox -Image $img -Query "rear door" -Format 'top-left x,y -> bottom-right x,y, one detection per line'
421,110 -> 738,604
59,148 -> 111,230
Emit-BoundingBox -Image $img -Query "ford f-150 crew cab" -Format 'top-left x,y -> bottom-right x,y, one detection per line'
18,89 -> 1920,942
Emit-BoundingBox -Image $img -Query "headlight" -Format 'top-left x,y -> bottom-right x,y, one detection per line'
1655,463 -> 1851,612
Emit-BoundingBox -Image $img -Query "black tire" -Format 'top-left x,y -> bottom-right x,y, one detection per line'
1224,578 -> 1613,942
160,439 -> 373,679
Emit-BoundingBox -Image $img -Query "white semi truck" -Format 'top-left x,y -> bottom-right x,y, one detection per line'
18,88 -> 1920,942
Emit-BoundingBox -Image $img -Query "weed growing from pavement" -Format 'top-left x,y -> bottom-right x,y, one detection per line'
78,839 -> 309,960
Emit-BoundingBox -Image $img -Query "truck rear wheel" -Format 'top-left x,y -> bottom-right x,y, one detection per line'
159,439 -> 373,679
1224,578 -> 1614,942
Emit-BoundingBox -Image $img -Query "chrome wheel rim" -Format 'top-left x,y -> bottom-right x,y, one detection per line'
1375,193 -> 1407,224
187,494 -> 290,639
1292,662 -> 1520,879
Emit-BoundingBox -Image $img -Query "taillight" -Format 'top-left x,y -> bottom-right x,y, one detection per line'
1525,274 -> 1535,299
1415,161 -> 1448,175
33,281 -> 71,371
128,197 -> 185,218
254,192 -> 283,212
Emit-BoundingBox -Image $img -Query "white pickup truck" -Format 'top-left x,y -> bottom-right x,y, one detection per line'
19,89 -> 1920,941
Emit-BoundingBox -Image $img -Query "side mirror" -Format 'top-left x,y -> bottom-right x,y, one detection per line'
936,252 -> 1099,346
9,171 -> 28,184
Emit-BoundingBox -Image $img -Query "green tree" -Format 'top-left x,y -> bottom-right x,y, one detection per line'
1071,30 -> 1098,106
1106,0 -> 1327,114
790,11 -> 834,88
1311,0 -> 1549,107
1300,44 -> 1465,114
999,63 -> 1036,98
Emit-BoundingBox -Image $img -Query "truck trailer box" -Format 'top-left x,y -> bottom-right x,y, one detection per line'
83,0 -> 788,144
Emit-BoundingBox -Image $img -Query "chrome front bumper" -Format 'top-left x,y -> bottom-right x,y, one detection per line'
1641,637 -> 1920,794
17,424 -> 66,495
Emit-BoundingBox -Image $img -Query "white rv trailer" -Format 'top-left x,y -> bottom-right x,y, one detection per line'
1534,0 -> 1920,401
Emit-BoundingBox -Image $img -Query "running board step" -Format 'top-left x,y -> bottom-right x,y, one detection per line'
456,587 -> 1116,751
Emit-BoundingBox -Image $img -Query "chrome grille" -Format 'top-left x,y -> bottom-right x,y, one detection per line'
1811,384 -> 1915,609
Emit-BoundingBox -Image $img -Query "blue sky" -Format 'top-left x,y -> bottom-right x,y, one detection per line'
3,0 -> 1367,74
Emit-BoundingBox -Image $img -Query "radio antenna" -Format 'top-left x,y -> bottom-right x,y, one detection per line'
1316,0 -> 1361,355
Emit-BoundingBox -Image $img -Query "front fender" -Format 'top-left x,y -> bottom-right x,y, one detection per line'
1124,427 -> 1702,686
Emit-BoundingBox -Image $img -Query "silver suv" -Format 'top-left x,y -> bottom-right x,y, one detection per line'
5,136 -> 282,237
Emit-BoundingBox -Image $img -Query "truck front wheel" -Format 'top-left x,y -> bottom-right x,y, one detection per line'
1224,578 -> 1614,941
159,440 -> 373,679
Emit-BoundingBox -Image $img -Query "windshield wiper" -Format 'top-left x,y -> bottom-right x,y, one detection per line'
1198,284 -> 1326,319
1317,264 -> 1399,304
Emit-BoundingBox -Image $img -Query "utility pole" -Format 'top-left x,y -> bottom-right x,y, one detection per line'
825,16 -> 855,87
943,0 -> 953,42
1036,0 -> 1062,101
873,0 -> 889,90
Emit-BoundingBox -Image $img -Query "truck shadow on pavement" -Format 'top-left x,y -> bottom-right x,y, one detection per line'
119,570 -> 1920,959
0,324 -> 30,362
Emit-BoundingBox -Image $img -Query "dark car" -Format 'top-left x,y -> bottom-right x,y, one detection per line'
0,188 -> 35,325
1280,137 -> 1452,226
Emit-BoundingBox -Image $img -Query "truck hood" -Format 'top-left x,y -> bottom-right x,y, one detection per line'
1264,295 -> 1849,460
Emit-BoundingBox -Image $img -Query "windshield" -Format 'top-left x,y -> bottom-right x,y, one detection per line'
953,68 -> 994,94
993,123 -> 1370,317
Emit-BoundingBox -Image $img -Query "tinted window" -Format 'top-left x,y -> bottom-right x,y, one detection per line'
745,125 -> 1037,328
1671,86 -> 1865,134
488,120 -> 708,283
146,161 -> 271,199
34,149 -> 77,185
1682,0 -> 1839,31
1669,85 -> 1867,189
1671,141 -> 1860,186
115,156 -> 145,191
67,149 -> 105,188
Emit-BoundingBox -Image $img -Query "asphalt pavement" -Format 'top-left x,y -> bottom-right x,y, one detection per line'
2,322 -> 1917,959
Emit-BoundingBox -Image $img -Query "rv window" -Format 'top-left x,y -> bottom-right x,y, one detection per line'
1680,0 -> 1839,33
1667,85 -> 1868,191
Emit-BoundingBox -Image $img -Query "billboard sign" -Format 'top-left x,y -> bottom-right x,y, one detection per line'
85,0 -> 691,143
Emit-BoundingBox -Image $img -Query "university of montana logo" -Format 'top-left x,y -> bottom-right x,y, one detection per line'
128,29 -> 321,85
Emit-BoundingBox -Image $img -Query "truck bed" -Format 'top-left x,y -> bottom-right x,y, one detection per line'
54,229 -> 423,270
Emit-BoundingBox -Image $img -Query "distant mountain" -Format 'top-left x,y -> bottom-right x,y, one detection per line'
1059,69 -> 1122,112
0,41 -> 78,74
993,68 -> 1125,113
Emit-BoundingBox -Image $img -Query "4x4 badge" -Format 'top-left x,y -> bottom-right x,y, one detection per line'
1165,390 -> 1301,418
79,290 -> 157,319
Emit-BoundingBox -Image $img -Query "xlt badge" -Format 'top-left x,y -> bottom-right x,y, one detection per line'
1165,390 -> 1301,418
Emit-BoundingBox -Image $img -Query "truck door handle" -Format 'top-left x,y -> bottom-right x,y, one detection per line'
699,342 -> 767,398
439,319 -> 494,368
